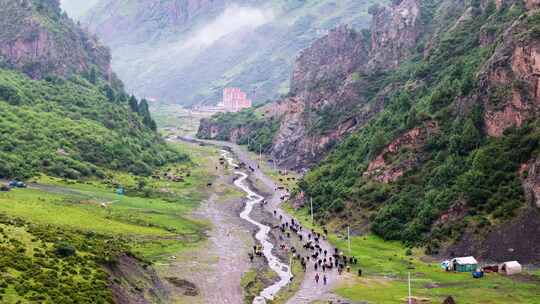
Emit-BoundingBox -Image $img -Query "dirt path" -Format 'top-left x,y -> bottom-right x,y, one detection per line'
179,137 -> 344,304
162,171 -> 253,304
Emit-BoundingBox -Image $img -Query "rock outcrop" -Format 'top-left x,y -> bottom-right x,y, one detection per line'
367,0 -> 422,71
268,0 -> 423,168
526,0 -> 540,10
270,26 -> 374,168
479,11 -> 540,136
364,121 -> 438,183
521,158 -> 540,208
0,0 -> 112,79
291,25 -> 369,94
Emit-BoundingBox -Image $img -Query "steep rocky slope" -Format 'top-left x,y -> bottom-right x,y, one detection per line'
199,0 -> 423,168
201,0 -> 540,261
0,0 -> 111,79
81,0 -> 378,105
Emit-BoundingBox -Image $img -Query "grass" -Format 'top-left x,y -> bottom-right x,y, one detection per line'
285,205 -> 540,304
150,103 -> 213,137
241,267 -> 280,304
0,188 -> 167,236
0,141 -> 222,262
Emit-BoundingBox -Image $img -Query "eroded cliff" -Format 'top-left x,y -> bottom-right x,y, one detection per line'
0,0 -> 111,79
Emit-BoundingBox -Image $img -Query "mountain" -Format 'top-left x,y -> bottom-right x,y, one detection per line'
199,0 -> 540,262
0,0 -> 178,180
81,0 -> 379,105
0,0 -> 112,79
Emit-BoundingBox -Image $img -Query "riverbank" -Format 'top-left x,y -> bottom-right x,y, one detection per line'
177,137 -> 349,303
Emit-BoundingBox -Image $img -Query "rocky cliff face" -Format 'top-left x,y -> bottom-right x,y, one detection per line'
0,0 -> 112,79
270,26 -> 375,168
479,10 -> 540,136
521,158 -> 540,208
290,26 -> 370,93
367,0 -> 422,71
268,0 -> 422,169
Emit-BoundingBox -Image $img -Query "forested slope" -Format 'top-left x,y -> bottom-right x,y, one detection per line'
0,0 -> 178,179
302,0 -> 540,262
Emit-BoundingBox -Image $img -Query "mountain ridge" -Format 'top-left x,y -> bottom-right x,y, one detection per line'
80,0 -> 380,105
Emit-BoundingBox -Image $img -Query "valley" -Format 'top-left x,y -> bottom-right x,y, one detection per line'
0,0 -> 539,303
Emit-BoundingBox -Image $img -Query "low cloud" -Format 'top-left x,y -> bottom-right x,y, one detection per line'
180,4 -> 275,51
60,0 -> 100,19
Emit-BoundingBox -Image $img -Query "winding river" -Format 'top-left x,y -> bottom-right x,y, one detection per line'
220,150 -> 292,304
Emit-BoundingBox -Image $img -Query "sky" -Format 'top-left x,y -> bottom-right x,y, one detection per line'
60,0 -> 99,19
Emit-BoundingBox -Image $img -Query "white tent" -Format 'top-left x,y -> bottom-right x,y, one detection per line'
452,256 -> 478,265
499,261 -> 522,275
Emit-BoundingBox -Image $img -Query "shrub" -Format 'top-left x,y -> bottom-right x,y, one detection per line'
54,242 -> 76,258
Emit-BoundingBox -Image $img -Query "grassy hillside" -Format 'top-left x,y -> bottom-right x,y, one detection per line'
0,142 -> 219,303
0,68 -> 179,179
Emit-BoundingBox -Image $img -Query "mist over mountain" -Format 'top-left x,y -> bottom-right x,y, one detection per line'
81,0 -> 376,105
60,0 -> 99,19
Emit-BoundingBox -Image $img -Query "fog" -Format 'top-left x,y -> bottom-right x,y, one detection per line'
180,4 -> 275,51
60,0 -> 99,19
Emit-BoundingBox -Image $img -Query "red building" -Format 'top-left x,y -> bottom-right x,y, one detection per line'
221,88 -> 252,112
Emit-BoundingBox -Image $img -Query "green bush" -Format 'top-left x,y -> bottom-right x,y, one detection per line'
54,242 -> 76,257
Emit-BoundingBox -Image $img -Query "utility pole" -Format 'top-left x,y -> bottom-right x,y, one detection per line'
408,272 -> 412,304
348,226 -> 351,254
310,197 -> 314,224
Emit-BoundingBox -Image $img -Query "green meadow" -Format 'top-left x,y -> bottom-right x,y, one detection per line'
0,142 -> 219,254
287,205 -> 540,304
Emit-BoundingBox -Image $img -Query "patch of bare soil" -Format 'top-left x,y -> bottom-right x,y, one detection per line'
160,173 -> 255,304
443,207 -> 540,264
104,253 -> 169,304
507,273 -> 540,284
